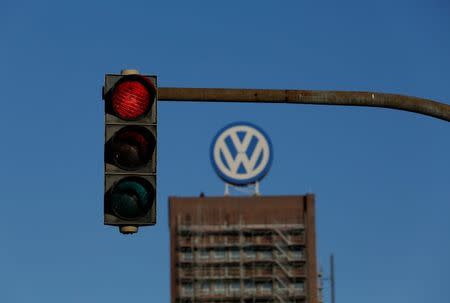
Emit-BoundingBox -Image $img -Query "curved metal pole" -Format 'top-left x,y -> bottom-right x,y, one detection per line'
158,87 -> 450,122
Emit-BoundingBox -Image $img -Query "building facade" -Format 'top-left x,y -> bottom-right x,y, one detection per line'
169,195 -> 318,303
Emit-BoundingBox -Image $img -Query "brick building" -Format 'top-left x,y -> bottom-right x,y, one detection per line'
169,195 -> 318,303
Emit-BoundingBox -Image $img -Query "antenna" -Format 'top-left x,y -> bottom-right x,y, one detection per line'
321,253 -> 336,303
330,254 -> 336,303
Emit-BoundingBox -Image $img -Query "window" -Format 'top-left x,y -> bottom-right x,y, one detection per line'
258,282 -> 272,293
213,249 -> 226,260
258,250 -> 272,260
244,235 -> 253,244
198,250 -> 209,260
200,282 -> 210,294
182,250 -> 193,261
182,268 -> 193,277
228,235 -> 239,244
212,266 -> 223,276
229,281 -> 240,292
276,280 -> 287,290
181,283 -> 193,295
262,234 -> 272,243
256,235 -> 263,243
293,281 -> 305,292
182,236 -> 192,245
229,249 -> 240,260
288,230 -> 304,242
290,248 -> 303,259
244,249 -> 256,259
227,266 -> 240,276
244,281 -> 256,293
213,281 -> 225,294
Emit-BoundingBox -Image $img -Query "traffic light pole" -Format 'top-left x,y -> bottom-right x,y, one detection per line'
158,87 -> 450,122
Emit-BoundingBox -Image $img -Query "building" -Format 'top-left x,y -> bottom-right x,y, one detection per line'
169,195 -> 318,303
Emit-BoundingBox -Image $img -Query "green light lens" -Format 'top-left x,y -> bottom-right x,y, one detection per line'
111,179 -> 153,220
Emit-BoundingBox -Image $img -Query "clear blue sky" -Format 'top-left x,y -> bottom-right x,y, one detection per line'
1,1 -> 449,302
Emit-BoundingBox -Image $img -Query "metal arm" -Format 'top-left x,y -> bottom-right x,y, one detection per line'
158,87 -> 450,122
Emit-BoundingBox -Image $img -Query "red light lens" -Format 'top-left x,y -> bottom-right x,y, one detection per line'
111,79 -> 153,120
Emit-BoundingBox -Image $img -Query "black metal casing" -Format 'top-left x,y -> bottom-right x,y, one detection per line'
103,74 -> 157,226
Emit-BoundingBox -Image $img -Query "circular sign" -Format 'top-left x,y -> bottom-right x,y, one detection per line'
210,122 -> 273,186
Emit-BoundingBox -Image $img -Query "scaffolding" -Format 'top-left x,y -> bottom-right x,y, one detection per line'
175,216 -> 308,303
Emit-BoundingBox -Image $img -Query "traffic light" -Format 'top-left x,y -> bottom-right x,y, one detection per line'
103,70 -> 157,234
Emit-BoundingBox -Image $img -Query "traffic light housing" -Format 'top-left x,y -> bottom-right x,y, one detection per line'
103,70 -> 157,234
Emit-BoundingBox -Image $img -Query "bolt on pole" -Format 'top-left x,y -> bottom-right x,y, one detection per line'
158,87 -> 450,122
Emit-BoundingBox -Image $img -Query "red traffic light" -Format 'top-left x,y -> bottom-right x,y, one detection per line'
111,76 -> 155,120
104,72 -> 157,233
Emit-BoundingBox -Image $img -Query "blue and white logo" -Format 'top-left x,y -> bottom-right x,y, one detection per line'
210,122 -> 273,186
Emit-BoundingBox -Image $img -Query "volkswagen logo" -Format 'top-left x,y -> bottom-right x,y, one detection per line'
210,122 -> 273,186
